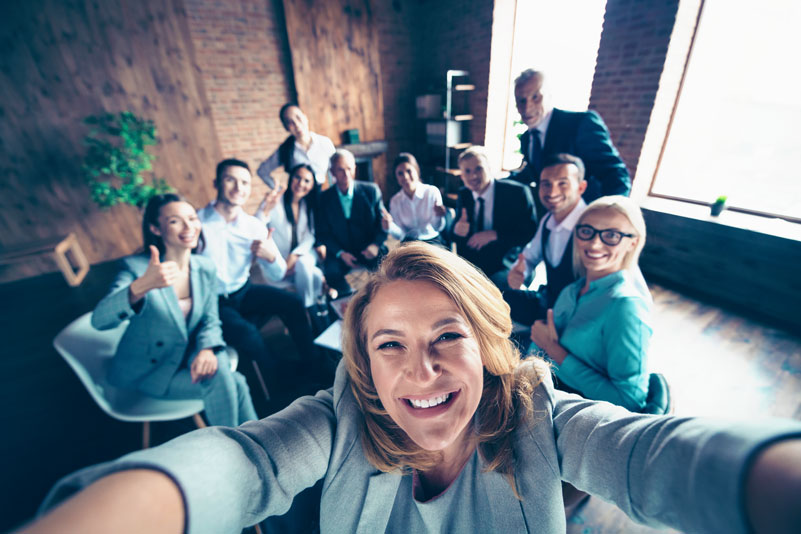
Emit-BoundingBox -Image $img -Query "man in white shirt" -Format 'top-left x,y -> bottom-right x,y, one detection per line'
199,159 -> 318,401
504,153 -> 588,325
256,104 -> 336,188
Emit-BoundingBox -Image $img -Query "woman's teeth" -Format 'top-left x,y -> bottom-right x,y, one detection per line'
408,393 -> 451,409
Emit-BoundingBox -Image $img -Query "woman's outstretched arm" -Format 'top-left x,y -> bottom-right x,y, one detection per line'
16,469 -> 184,534
746,438 -> 801,534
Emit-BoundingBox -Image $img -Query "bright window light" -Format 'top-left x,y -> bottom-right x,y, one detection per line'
502,0 -> 607,171
652,0 -> 801,221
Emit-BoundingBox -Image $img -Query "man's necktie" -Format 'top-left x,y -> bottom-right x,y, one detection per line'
476,197 -> 485,232
530,130 -> 543,175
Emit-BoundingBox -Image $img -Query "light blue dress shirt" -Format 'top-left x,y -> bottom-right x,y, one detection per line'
546,269 -> 652,411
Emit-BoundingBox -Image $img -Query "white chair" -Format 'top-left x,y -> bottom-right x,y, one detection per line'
53,312 -> 238,448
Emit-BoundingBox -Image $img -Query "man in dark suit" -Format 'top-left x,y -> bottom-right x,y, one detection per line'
316,149 -> 388,295
452,146 -> 537,288
512,68 -> 631,218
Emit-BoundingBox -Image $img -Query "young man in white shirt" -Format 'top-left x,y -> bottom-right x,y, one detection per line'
503,153 -> 588,325
198,159 -> 319,402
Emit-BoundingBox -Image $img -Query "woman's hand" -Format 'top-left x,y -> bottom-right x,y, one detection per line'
190,348 -> 218,383
531,309 -> 568,364
315,244 -> 327,261
380,207 -> 393,231
129,246 -> 180,305
261,184 -> 285,216
286,253 -> 299,275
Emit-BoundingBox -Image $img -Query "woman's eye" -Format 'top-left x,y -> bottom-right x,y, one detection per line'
436,332 -> 463,343
377,341 -> 401,350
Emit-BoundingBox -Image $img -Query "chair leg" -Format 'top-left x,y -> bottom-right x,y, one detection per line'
192,413 -> 207,429
251,361 -> 271,402
142,421 -> 150,449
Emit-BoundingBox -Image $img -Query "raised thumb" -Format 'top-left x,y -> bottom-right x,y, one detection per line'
266,227 -> 275,240
149,245 -> 161,264
460,208 -> 468,220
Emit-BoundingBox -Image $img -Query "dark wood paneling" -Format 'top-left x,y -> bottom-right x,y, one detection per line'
282,0 -> 387,190
640,209 -> 801,330
0,0 -> 221,284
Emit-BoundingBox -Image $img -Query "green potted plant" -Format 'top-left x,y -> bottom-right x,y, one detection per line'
82,111 -> 172,208
710,195 -> 727,216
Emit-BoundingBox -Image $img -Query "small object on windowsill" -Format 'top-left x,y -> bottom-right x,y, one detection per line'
710,195 -> 727,217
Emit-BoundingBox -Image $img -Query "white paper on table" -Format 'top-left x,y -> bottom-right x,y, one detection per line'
314,319 -> 343,352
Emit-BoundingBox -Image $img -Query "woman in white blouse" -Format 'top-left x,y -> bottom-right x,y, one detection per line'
382,153 -> 447,246
258,164 -> 325,308
256,104 -> 336,188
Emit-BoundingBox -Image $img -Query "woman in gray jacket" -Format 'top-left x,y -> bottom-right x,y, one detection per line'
90,193 -> 256,428
24,243 -> 801,534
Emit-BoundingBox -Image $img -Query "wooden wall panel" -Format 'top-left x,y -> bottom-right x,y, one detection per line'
282,0 -> 387,190
0,0 -> 221,283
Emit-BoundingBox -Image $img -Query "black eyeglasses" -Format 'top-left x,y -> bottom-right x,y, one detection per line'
575,224 -> 635,246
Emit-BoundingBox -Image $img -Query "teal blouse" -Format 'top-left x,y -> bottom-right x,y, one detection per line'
547,269 -> 652,411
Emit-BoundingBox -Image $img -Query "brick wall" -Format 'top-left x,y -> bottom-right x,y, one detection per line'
374,0 -> 424,194
418,0 -> 493,150
590,0 -> 679,180
184,0 -> 294,202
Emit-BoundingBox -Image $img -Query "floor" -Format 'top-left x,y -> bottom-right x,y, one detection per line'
565,283 -> 801,534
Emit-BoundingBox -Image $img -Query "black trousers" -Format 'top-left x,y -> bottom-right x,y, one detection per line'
218,281 -> 316,383
323,246 -> 386,295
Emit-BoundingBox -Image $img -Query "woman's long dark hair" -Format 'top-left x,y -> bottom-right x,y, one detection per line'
283,164 -> 320,227
142,193 -> 205,255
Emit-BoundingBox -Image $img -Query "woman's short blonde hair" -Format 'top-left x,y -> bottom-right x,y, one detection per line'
572,195 -> 647,277
342,242 -> 544,482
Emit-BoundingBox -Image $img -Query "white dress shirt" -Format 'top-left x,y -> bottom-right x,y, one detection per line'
198,202 -> 286,295
256,132 -> 336,187
471,179 -> 495,232
520,199 -> 587,278
387,184 -> 446,241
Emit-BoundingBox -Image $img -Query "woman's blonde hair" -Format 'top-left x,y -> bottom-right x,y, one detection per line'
572,195 -> 647,277
342,242 -> 544,485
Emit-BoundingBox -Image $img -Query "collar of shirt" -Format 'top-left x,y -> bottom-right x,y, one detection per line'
545,198 -> 587,232
336,183 -> 355,201
471,178 -> 495,204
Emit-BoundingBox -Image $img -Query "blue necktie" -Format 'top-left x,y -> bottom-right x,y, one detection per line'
476,197 -> 485,232
530,130 -> 543,175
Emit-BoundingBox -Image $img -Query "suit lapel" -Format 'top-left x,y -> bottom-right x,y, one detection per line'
542,108 -> 562,154
351,184 -> 368,224
185,257 -> 202,337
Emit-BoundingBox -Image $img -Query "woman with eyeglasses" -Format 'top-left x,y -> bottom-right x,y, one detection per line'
530,195 -> 651,411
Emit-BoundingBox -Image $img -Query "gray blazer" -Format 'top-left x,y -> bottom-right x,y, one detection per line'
42,360 -> 801,533
91,254 -> 224,397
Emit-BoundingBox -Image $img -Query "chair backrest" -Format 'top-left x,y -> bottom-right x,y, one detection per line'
53,312 -> 204,422
641,372 -> 671,415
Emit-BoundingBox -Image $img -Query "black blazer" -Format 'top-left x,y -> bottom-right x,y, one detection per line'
315,181 -> 387,258
453,179 -> 537,276
516,108 -> 631,217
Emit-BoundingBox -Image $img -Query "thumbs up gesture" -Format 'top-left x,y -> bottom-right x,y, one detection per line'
129,245 -> 180,304
530,309 -> 568,364
507,253 -> 528,289
252,227 -> 278,263
453,208 -> 470,237
260,183 -> 285,216
380,206 -> 393,231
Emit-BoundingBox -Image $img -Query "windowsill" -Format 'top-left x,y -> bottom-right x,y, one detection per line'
640,196 -> 801,243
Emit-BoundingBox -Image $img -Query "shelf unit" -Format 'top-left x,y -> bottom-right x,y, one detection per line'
416,69 -> 473,206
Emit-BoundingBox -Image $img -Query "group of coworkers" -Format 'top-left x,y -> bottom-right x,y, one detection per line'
20,70 -> 801,533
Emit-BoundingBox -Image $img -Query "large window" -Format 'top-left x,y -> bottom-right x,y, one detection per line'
651,0 -> 801,222
500,0 -> 607,171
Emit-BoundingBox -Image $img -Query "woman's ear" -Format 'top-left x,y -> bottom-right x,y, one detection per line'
149,224 -> 162,237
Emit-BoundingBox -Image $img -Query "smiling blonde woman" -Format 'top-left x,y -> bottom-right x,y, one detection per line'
23,243 -> 801,534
